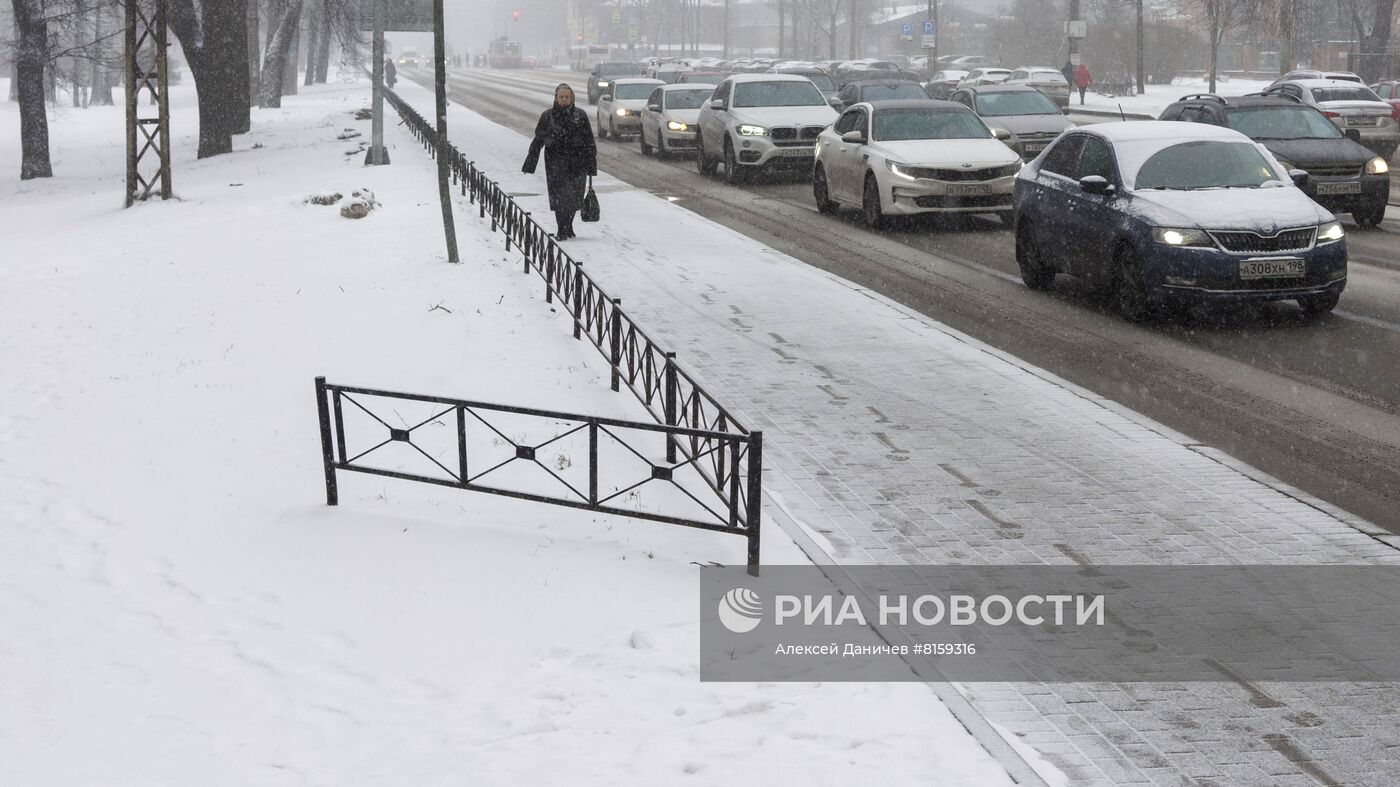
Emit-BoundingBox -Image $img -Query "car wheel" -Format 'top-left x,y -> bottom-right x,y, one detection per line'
723,138 -> 746,184
1114,243 -> 1152,322
813,164 -> 839,214
697,134 -> 718,176
862,174 -> 887,229
997,211 -> 1015,228
640,129 -> 653,156
1298,290 -> 1341,316
1015,220 -> 1055,290
610,117 -> 618,140
598,119 -> 608,139
655,138 -> 670,160
1354,202 -> 1386,228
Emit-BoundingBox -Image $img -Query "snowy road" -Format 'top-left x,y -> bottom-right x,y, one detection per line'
412,65 -> 1400,536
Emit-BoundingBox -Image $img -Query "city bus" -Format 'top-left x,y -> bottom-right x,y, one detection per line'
488,39 -> 523,68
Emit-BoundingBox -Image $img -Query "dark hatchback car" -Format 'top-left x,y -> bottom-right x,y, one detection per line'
587,61 -> 645,104
1014,122 -> 1347,320
831,79 -> 930,112
1159,94 -> 1390,226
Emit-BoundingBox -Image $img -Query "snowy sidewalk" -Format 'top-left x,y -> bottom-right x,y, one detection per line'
398,79 -> 1400,785
0,80 -> 1020,786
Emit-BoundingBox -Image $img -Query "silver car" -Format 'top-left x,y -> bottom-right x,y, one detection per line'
639,84 -> 714,158
596,78 -> 665,140
950,85 -> 1072,160
1263,79 -> 1400,159
1001,67 -> 1071,108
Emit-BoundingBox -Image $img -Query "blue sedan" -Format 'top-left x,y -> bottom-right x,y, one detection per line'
1012,122 -> 1347,320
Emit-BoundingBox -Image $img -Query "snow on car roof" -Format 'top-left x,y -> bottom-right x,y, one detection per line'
1284,78 -> 1374,88
1082,120 -> 1249,144
726,73 -> 819,83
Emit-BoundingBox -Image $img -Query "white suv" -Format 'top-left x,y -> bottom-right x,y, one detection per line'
696,73 -> 838,184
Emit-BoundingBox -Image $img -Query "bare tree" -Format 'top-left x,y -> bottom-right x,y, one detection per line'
1343,0 -> 1396,81
11,0 -> 51,178
1183,0 -> 1256,91
169,0 -> 251,157
259,0 -> 302,107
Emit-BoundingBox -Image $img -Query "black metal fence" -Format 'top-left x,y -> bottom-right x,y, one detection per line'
316,377 -> 761,570
337,88 -> 763,569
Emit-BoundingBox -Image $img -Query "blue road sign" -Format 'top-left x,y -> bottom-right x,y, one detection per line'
922,20 -> 937,35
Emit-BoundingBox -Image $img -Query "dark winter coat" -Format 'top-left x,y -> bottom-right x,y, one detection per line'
522,105 -> 598,213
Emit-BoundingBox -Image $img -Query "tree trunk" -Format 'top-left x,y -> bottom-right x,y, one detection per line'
778,0 -> 785,58
1208,22 -> 1219,94
314,0 -> 331,83
260,0 -> 304,107
13,0 -> 53,178
281,13 -> 300,95
1353,0 -> 1396,83
247,0 -> 260,107
89,3 -> 114,106
169,0 -> 251,157
302,0 -> 318,86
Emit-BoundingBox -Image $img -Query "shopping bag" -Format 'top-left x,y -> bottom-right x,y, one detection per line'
581,178 -> 600,223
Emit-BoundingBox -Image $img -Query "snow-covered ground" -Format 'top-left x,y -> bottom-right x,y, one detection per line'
0,78 -> 1022,783
1079,76 -> 1276,118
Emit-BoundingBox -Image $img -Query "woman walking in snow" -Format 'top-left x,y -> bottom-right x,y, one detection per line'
522,83 -> 597,241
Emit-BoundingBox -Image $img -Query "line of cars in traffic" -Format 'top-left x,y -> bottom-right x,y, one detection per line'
583,62 -> 1391,320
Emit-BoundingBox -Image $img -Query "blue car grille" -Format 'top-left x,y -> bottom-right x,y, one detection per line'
1209,228 -> 1314,253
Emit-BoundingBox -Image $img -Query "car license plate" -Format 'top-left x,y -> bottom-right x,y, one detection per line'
1022,143 -> 1046,154
947,183 -> 991,196
778,147 -> 813,157
1316,180 -> 1362,195
1346,116 -> 1376,125
1239,258 -> 1305,280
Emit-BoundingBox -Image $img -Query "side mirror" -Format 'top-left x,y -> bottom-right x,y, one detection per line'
990,127 -> 1011,141
709,98 -> 726,110
841,129 -> 866,144
1289,168 -> 1309,188
647,103 -> 661,112
1080,175 -> 1114,195
828,96 -> 842,107
1344,128 -> 1362,142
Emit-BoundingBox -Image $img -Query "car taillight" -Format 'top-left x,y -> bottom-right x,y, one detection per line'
1392,104 -> 1400,122
1321,110 -> 1340,118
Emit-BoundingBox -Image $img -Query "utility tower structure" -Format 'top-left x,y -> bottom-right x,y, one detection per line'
125,0 -> 173,206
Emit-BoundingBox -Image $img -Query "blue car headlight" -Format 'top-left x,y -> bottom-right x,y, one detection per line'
1152,227 -> 1214,248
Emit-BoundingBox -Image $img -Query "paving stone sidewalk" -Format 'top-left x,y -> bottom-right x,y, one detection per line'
481,158 -> 1400,782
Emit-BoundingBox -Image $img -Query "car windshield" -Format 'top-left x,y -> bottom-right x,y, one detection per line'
860,83 -> 928,100
1311,86 -> 1383,102
1126,140 -> 1282,190
801,74 -> 837,91
664,89 -> 712,109
614,83 -> 656,99
683,73 -> 722,85
599,63 -> 640,77
975,90 -> 1059,116
873,108 -> 990,141
733,80 -> 826,107
1225,107 -> 1342,139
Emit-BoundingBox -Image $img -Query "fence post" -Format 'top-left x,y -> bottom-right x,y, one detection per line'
573,263 -> 584,340
664,352 -> 678,463
545,250 -> 555,303
523,214 -> 533,270
610,299 -> 622,392
315,376 -> 338,506
588,420 -> 598,505
746,431 -> 763,577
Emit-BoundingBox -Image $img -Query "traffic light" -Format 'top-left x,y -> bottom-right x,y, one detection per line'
576,34 -> 584,42
511,10 -> 520,20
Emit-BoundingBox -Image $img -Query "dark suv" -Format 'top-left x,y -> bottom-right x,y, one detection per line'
1159,93 -> 1390,227
587,62 -> 644,104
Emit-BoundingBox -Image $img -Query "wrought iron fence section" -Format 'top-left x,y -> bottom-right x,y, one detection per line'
316,377 -> 760,570
378,87 -> 757,523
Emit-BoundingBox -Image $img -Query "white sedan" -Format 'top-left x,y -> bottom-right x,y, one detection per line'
813,100 -> 1022,227
639,84 -> 715,158
597,78 -> 665,140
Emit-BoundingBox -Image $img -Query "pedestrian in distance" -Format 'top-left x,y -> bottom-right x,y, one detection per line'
1061,60 -> 1074,87
1074,63 -> 1092,105
384,58 -> 397,88
522,83 -> 598,241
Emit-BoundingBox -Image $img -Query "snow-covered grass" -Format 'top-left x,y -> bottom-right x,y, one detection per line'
0,80 -> 1016,783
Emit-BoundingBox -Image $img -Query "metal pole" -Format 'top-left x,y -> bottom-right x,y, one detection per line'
1135,0 -> 1145,94
366,0 -> 389,165
154,0 -> 171,198
664,352 -> 678,463
746,431 -> 763,576
315,377 -> 339,505
928,0 -> 937,82
124,0 -> 137,207
723,0 -> 729,59
610,299 -> 622,392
